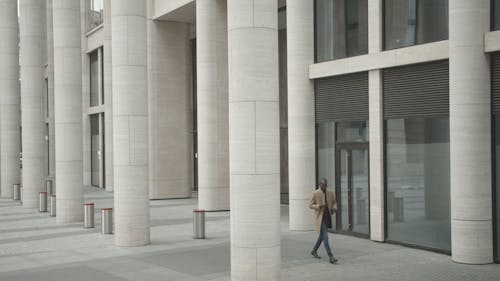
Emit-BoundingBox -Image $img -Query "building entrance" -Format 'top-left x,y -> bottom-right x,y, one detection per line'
335,144 -> 369,236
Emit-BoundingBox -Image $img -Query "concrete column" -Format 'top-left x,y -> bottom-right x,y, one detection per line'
368,69 -> 384,242
46,0 -> 56,191
450,0 -> 493,264
228,1 -> 280,280
287,1 -> 315,231
368,0 -> 385,242
196,0 -> 229,211
53,0 -> 84,223
112,0 -> 149,246
0,0 -> 21,199
19,0 -> 46,208
103,0 -> 113,192
147,19 -> 192,200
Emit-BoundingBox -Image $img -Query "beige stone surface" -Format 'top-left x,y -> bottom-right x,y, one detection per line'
111,0 -> 150,246
53,0 -> 84,223
309,40 -> 449,79
196,0 -> 229,211
0,0 -> 21,199
147,18 -> 193,200
19,0 -> 47,208
228,0 -> 280,279
450,0 -> 493,264
287,0 -> 315,231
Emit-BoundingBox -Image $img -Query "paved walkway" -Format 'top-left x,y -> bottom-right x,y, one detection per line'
0,187 -> 498,281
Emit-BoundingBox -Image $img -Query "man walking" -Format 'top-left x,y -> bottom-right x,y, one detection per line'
310,178 -> 338,264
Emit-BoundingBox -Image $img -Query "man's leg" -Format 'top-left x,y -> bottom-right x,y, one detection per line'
322,224 -> 333,257
322,224 -> 338,263
312,232 -> 323,251
311,221 -> 325,258
311,232 -> 323,258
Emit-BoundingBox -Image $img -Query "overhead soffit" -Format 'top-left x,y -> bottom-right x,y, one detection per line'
154,0 -> 195,23
154,0 -> 286,24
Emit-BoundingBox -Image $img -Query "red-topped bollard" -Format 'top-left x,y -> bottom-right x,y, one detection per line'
193,209 -> 206,239
84,203 -> 95,228
101,208 -> 113,234
39,192 -> 48,212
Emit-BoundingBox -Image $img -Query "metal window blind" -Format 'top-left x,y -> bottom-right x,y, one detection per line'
383,60 -> 449,119
315,72 -> 369,123
491,53 -> 500,114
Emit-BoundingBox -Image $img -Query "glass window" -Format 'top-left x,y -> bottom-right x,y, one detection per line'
386,116 -> 451,251
315,0 -> 368,62
101,48 -> 104,104
495,116 -> 500,259
317,122 -> 336,188
90,51 -> 99,107
384,0 -> 448,50
336,121 -> 368,143
495,0 -> 500,30
90,114 -> 100,187
88,0 -> 103,31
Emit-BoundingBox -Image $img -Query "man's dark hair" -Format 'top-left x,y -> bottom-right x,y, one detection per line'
316,178 -> 328,189
320,178 -> 328,186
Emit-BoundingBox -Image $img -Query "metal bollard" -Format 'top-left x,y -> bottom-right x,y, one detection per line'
20,187 -> 23,205
39,192 -> 48,212
101,208 -> 113,234
49,195 -> 56,217
46,179 -> 53,196
193,209 -> 206,239
13,184 -> 20,200
393,197 -> 405,222
84,203 -> 95,228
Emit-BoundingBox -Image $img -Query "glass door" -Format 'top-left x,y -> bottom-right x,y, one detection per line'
90,114 -> 104,188
335,145 -> 369,236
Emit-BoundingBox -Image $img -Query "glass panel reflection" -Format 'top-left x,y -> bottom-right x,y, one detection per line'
351,148 -> 369,234
315,0 -> 368,62
88,0 -> 104,31
336,121 -> 368,143
495,116 -> 500,259
90,51 -> 99,107
340,149 -> 349,231
90,114 -> 100,187
495,0 -> 500,30
384,0 -> 448,50
386,116 -> 450,251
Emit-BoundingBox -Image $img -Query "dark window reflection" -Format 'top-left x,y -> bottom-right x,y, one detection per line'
495,116 -> 500,258
89,51 -> 99,107
336,121 -> 368,143
384,0 -> 448,50
495,0 -> 500,30
315,0 -> 368,62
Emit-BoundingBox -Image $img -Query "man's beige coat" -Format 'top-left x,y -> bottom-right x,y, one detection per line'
309,188 -> 336,232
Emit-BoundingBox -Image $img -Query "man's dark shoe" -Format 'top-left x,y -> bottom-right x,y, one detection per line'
311,250 -> 320,259
329,255 -> 338,264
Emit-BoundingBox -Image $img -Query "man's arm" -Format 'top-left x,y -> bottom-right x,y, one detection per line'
309,192 -> 320,211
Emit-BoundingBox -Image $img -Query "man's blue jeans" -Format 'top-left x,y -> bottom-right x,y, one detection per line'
312,219 -> 333,257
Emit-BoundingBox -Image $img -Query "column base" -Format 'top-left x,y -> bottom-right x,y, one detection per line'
451,219 -> 493,264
